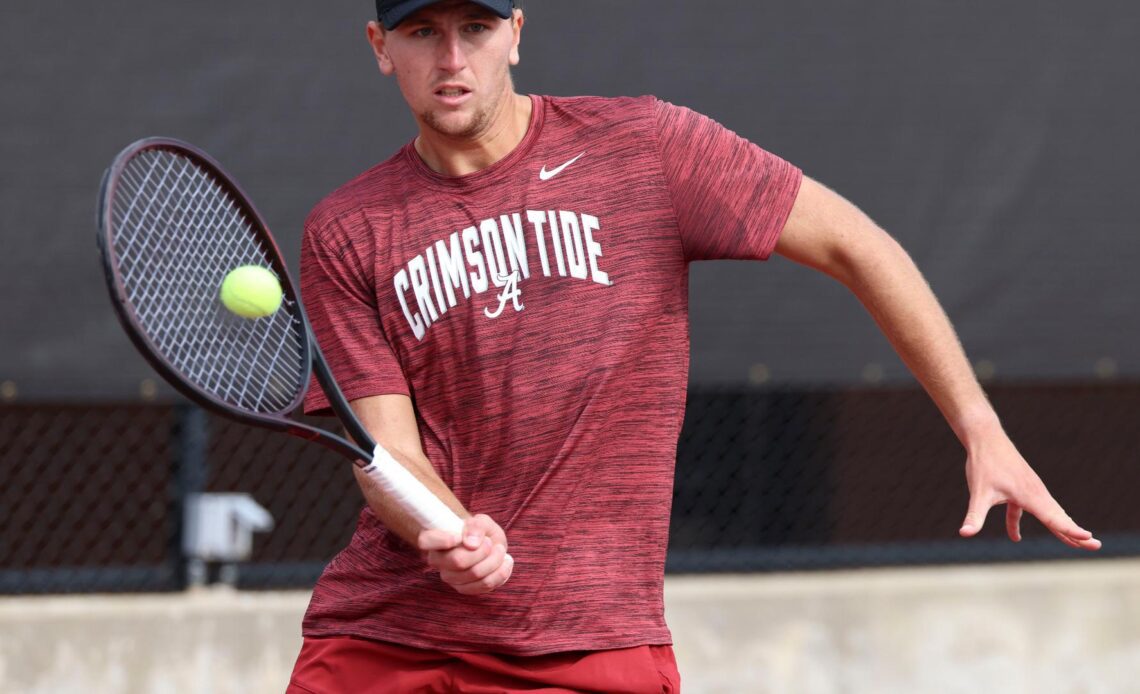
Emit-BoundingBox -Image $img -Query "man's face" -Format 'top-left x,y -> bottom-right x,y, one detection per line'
370,1 -> 523,140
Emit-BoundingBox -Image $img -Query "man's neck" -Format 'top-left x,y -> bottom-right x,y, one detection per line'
413,93 -> 532,177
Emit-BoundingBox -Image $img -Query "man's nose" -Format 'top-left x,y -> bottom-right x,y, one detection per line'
437,32 -> 466,73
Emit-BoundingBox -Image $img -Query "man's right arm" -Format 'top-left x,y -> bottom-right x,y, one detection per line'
350,393 -> 514,595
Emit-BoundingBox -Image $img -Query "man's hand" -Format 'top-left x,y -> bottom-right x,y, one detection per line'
418,514 -> 514,595
959,434 -> 1101,550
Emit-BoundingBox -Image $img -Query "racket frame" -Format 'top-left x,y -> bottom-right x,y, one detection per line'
96,137 -> 375,464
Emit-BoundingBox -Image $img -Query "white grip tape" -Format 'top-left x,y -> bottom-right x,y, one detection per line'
364,444 -> 465,536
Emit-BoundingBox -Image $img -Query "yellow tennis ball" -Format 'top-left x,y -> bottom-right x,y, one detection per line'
220,265 -> 283,318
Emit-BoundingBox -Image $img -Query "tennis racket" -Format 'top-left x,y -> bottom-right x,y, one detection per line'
96,136 -> 464,536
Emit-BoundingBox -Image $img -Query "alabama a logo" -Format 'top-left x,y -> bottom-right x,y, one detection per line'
484,271 -> 524,319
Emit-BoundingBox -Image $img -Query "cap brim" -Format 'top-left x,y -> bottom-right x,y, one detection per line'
381,0 -> 513,30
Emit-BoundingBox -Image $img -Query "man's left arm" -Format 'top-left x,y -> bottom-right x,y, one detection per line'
774,176 -> 1100,550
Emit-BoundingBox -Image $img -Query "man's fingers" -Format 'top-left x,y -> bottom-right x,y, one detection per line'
1043,514 -> 1094,541
461,518 -> 488,551
1005,504 -> 1023,543
458,514 -> 510,555
428,537 -> 494,572
417,528 -> 462,552
1051,530 -> 1084,550
1047,524 -> 1101,551
422,513 -> 512,592
440,542 -> 507,586
1022,497 -> 1098,547
449,552 -> 515,596
959,492 -> 994,537
1002,493 -> 1100,551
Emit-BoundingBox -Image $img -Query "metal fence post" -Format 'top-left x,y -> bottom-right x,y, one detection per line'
172,404 -> 209,588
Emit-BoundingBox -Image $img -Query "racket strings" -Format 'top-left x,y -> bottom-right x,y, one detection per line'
109,149 -> 305,414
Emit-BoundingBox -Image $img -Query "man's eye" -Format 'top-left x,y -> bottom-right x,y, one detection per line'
464,23 -> 488,33
413,27 -> 434,37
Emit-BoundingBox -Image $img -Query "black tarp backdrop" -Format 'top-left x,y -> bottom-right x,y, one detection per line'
2,2 -> 1137,399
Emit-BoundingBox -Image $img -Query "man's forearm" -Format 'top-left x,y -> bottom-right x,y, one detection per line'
835,227 -> 1002,448
353,449 -> 470,545
776,178 -> 1002,448
349,394 -> 470,545
347,394 -> 515,591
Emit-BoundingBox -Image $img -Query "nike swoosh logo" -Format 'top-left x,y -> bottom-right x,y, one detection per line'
539,152 -> 586,181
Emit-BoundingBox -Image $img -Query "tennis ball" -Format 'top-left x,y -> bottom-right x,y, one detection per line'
219,265 -> 283,318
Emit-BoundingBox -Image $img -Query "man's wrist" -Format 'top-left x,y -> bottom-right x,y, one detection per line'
951,404 -> 1004,451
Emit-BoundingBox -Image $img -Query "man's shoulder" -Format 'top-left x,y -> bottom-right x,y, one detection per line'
304,147 -> 412,238
539,94 -> 661,128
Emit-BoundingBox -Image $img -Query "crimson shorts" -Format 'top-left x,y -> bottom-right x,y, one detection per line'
286,635 -> 680,693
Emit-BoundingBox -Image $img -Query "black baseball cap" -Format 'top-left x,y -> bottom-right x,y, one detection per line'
376,0 -> 515,30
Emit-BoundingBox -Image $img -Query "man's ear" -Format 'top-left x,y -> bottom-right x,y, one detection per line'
508,10 -> 524,66
366,21 -> 396,75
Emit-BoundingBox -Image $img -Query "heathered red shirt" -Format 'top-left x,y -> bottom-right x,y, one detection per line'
300,94 -> 801,655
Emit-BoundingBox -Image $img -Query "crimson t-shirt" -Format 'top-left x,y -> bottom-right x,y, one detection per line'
299,94 -> 802,655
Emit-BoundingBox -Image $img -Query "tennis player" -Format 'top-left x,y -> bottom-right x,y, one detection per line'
286,1 -> 1101,691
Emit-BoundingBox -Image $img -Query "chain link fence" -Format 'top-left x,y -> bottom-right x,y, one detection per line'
2,383 -> 1137,594
668,384 -> 1140,571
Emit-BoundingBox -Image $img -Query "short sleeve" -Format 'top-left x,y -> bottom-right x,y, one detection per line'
654,99 -> 802,261
301,214 -> 409,416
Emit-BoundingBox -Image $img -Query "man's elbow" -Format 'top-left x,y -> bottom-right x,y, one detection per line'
775,176 -> 897,283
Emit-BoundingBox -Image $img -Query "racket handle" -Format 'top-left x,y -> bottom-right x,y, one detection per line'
363,444 -> 466,536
